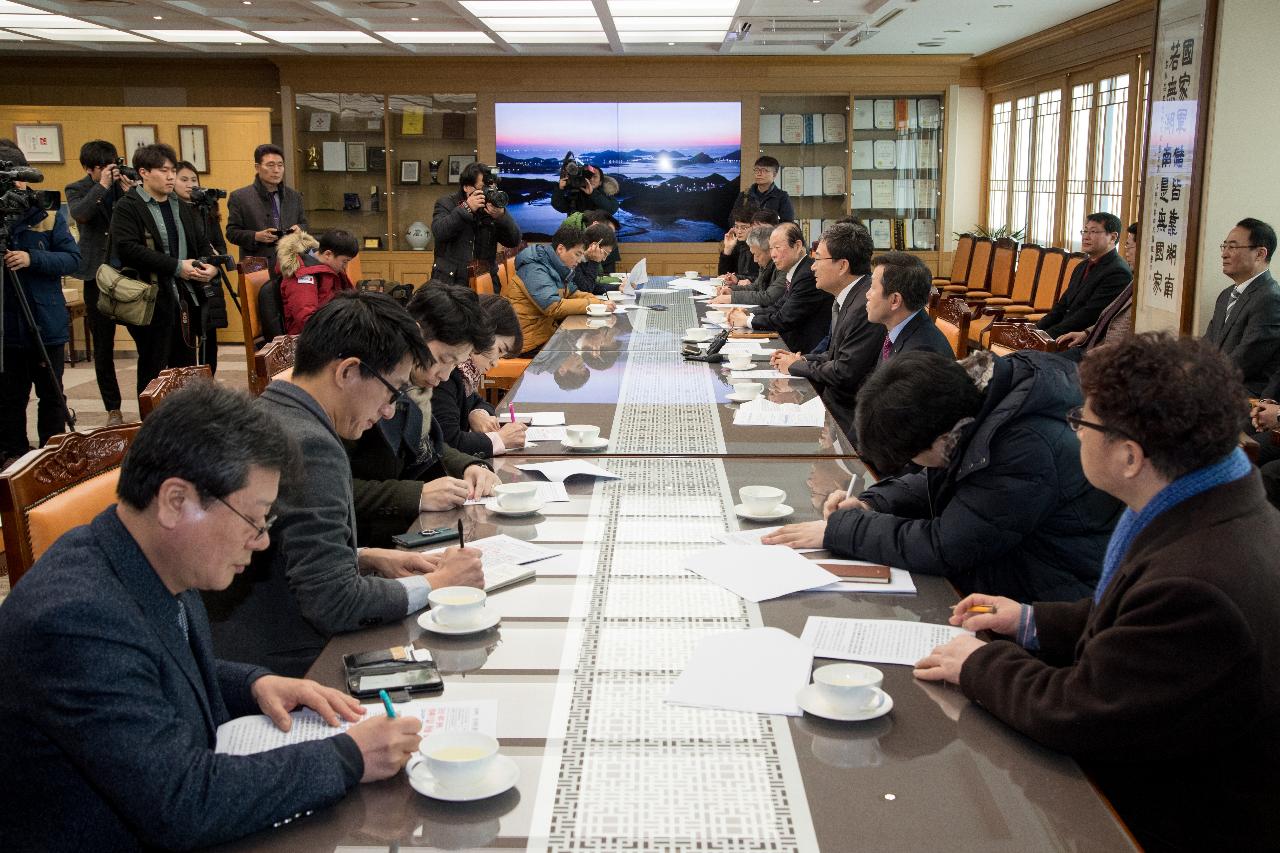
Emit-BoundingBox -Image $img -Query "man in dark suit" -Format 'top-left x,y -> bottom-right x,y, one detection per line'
913,333 -> 1280,853
727,222 -> 832,353
0,383 -> 424,852
865,251 -> 955,364
1037,212 -> 1131,338
226,143 -> 307,265
1202,217 -> 1280,395
770,222 -> 880,440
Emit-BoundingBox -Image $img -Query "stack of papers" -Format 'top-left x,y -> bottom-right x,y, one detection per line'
526,426 -> 567,442
516,460 -> 621,482
513,411 -> 565,426
732,396 -> 826,427
800,616 -> 969,666
463,482 -> 570,507
665,628 -> 812,716
713,526 -> 820,553
681,544 -> 838,602
813,568 -> 918,595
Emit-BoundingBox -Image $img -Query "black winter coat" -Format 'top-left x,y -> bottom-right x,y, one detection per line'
430,191 -> 522,285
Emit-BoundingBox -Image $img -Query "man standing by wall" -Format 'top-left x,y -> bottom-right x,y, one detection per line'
226,144 -> 306,265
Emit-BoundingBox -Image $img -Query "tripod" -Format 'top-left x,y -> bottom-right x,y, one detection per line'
0,221 -> 77,436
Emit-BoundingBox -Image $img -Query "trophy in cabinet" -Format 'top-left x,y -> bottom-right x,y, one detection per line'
428,160 -> 442,185
305,145 -> 320,171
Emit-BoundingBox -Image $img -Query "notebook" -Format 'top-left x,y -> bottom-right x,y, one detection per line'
812,560 -> 892,583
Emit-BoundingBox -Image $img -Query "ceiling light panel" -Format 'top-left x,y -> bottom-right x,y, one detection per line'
480,17 -> 601,31
461,1 -> 595,16
0,1 -> 43,12
612,16 -> 730,30
617,29 -> 727,42
0,30 -> 34,39
15,27 -> 152,41
495,30 -> 608,43
608,0 -> 739,15
377,30 -> 493,42
254,29 -> 379,43
135,29 -> 265,43
0,14 -> 91,27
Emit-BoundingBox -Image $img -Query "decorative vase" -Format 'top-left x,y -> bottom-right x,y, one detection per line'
405,221 -> 431,251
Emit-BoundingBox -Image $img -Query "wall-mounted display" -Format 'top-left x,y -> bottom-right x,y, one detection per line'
309,112 -> 332,132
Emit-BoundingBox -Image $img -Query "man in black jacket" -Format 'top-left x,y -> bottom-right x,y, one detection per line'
430,161 -> 521,288
1037,212 -> 1131,338
770,222 -> 881,441
65,139 -> 131,424
765,350 -> 1120,603
726,222 -> 831,353
866,251 -> 955,364
1202,217 -> 1280,395
551,164 -> 620,216
225,144 -> 306,265
107,143 -> 217,396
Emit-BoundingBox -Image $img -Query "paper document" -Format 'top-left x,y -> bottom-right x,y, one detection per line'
216,700 -> 497,755
464,482 -> 570,507
732,396 -> 825,427
428,532 -> 562,565
800,616 -> 970,666
516,460 -> 621,483
682,544 -> 838,603
628,257 -> 648,286
713,526 -> 820,553
483,561 -> 536,593
813,568 -> 918,595
729,368 -> 794,380
526,426 -> 567,442
665,627 -> 812,716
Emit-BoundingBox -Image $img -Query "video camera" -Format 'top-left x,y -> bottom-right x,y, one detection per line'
114,157 -> 140,183
480,166 -> 508,209
198,253 -> 234,270
560,151 -> 593,193
0,162 -> 59,222
189,186 -> 227,208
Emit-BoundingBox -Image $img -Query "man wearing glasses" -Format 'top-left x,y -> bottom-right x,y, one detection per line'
1203,218 -> 1280,396
744,156 -> 795,223
1036,212 -> 1131,338
204,291 -> 483,679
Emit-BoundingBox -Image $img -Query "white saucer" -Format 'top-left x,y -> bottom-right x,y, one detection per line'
734,503 -> 793,521
796,685 -> 893,721
407,753 -> 519,802
683,336 -> 714,344
487,502 -> 545,518
417,609 -> 501,636
727,392 -> 760,403
561,437 -> 610,451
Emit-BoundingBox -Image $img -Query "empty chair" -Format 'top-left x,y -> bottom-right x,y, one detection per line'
990,247 -> 1071,326
928,294 -> 973,359
138,365 -> 213,419
961,237 -> 1017,305
973,243 -> 1044,346
933,233 -> 975,288
939,237 -> 993,295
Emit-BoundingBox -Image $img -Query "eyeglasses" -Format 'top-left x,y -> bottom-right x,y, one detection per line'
214,495 -> 276,542
358,360 -> 409,407
1220,242 -> 1260,252
1079,229 -> 1109,237
810,251 -> 835,263
1065,406 -> 1135,441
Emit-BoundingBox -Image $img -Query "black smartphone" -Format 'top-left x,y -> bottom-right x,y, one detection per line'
268,228 -> 286,237
345,660 -> 444,698
391,526 -> 460,549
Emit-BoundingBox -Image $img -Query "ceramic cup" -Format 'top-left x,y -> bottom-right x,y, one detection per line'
493,482 -> 540,512
705,310 -> 727,324
731,381 -> 763,401
586,303 -> 610,316
607,290 -> 627,302
684,270 -> 700,279
418,730 -> 499,790
427,586 -> 487,629
565,424 -> 601,446
685,327 -> 713,342
726,353 -> 753,370
812,663 -> 884,714
739,484 -> 785,515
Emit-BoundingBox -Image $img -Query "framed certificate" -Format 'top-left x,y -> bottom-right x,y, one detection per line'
447,154 -> 475,184
399,159 -> 420,185
123,124 -> 157,156
346,141 -> 367,172
178,125 -> 209,174
13,123 -> 63,163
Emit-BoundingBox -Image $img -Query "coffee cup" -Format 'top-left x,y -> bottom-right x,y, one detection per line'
726,353 -> 753,370
493,482 -> 540,512
739,484 -> 784,515
731,381 -> 763,400
416,730 -> 499,790
684,270 -> 700,279
607,290 -> 627,302
565,424 -> 600,446
586,303 -> 610,316
705,310 -> 727,324
685,327 -> 713,342
427,586 -> 487,628
812,663 -> 884,713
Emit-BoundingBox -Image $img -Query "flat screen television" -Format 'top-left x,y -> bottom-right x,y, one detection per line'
494,101 -> 742,243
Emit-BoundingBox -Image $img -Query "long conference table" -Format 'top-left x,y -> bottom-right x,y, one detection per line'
217,278 -> 1137,852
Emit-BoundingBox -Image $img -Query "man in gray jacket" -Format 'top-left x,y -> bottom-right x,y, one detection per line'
204,292 -> 483,677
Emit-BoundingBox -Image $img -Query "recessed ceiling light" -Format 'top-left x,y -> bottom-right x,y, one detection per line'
255,29 -> 379,43
667,41 -> 674,45
409,16 -> 418,21
152,15 -> 161,19
242,1 -> 252,5
377,30 -> 492,43
137,29 -> 265,43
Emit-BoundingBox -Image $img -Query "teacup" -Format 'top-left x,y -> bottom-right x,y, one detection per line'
586,303 -> 610,316
607,290 -> 627,302
705,310 -> 727,324
427,586 -> 487,629
731,381 -> 763,401
685,327 -> 713,342
565,424 -> 601,446
739,484 -> 784,515
684,270 -> 700,279
416,730 -> 499,790
493,482 -> 540,512
726,353 -> 753,370
812,663 -> 884,714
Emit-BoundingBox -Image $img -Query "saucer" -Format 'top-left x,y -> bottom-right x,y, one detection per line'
488,502 -> 545,518
734,503 -> 793,521
561,437 -> 610,451
727,392 -> 761,403
683,336 -> 714,344
407,753 -> 519,802
417,609 -> 502,636
796,685 -> 893,722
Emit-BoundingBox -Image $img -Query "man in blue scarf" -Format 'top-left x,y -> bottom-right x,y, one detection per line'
914,332 -> 1280,852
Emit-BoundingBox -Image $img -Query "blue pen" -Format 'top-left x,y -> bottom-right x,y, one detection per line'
379,689 -> 397,719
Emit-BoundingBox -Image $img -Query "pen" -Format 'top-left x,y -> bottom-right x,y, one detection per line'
508,403 -> 516,424
456,519 -> 465,550
966,605 -> 997,615
846,472 -> 857,497
379,689 -> 396,719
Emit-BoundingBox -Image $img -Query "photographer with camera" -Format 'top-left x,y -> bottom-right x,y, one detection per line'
225,144 -> 306,265
108,143 -> 217,396
0,140 -> 81,468
66,140 -> 134,425
551,153 -> 620,217
430,161 -> 521,289
175,161 -> 230,373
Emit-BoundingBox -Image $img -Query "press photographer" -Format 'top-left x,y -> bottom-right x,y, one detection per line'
431,162 -> 521,290
550,152 -> 620,216
0,139 -> 80,469
106,142 -> 217,396
175,161 -> 232,373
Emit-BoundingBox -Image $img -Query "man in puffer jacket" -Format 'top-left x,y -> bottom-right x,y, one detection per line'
505,221 -> 606,356
279,228 -> 358,334
765,350 -> 1121,603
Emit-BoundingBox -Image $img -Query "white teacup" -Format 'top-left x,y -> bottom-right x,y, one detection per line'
739,484 -> 784,515
684,270 -> 700,279
726,353 -> 753,370
731,381 -> 763,400
685,327 -> 713,342
607,290 -> 627,302
493,482 -> 540,512
705,310 -> 727,324
565,424 -> 601,446
812,663 -> 884,713
427,586 -> 487,628
586,303 -> 610,316
416,730 -> 499,790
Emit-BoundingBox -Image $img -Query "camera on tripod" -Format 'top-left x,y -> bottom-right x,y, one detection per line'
560,152 -> 593,193
189,187 -> 227,207
114,157 -> 140,183
0,162 -> 58,220
479,166 -> 508,209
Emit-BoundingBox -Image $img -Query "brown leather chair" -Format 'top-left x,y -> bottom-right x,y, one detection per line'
961,237 -> 1016,305
251,334 -> 299,396
138,366 -> 213,419
0,423 -> 140,586
988,246 -> 1070,327
934,234 -> 974,288
929,294 -> 973,358
940,237 -> 993,295
473,272 -> 495,296
482,357 -> 532,406
974,243 -> 1044,346
986,318 -> 1062,356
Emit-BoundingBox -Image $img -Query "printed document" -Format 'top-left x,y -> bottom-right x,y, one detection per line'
800,616 -> 970,666
682,544 -> 838,602
516,460 -> 622,483
464,482 -> 570,507
732,396 -> 826,427
666,627 -> 811,716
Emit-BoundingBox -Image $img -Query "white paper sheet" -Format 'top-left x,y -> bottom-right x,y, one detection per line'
665,627 -> 812,716
464,482 -> 570,507
628,257 -> 648,286
732,396 -> 825,427
713,526 -> 821,553
800,616 -> 970,666
526,426 -> 567,442
811,568 -> 918,595
729,368 -> 794,380
516,460 -> 622,483
681,545 -> 838,603
215,700 -> 497,755
427,532 -> 562,566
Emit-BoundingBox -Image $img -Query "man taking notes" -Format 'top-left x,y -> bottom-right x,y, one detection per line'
0,383 -> 422,851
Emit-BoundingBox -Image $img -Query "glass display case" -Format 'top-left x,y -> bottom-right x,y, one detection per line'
758,94 -> 850,246
387,94 -> 478,252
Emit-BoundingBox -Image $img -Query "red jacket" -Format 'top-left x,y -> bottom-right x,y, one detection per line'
280,257 -> 354,334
